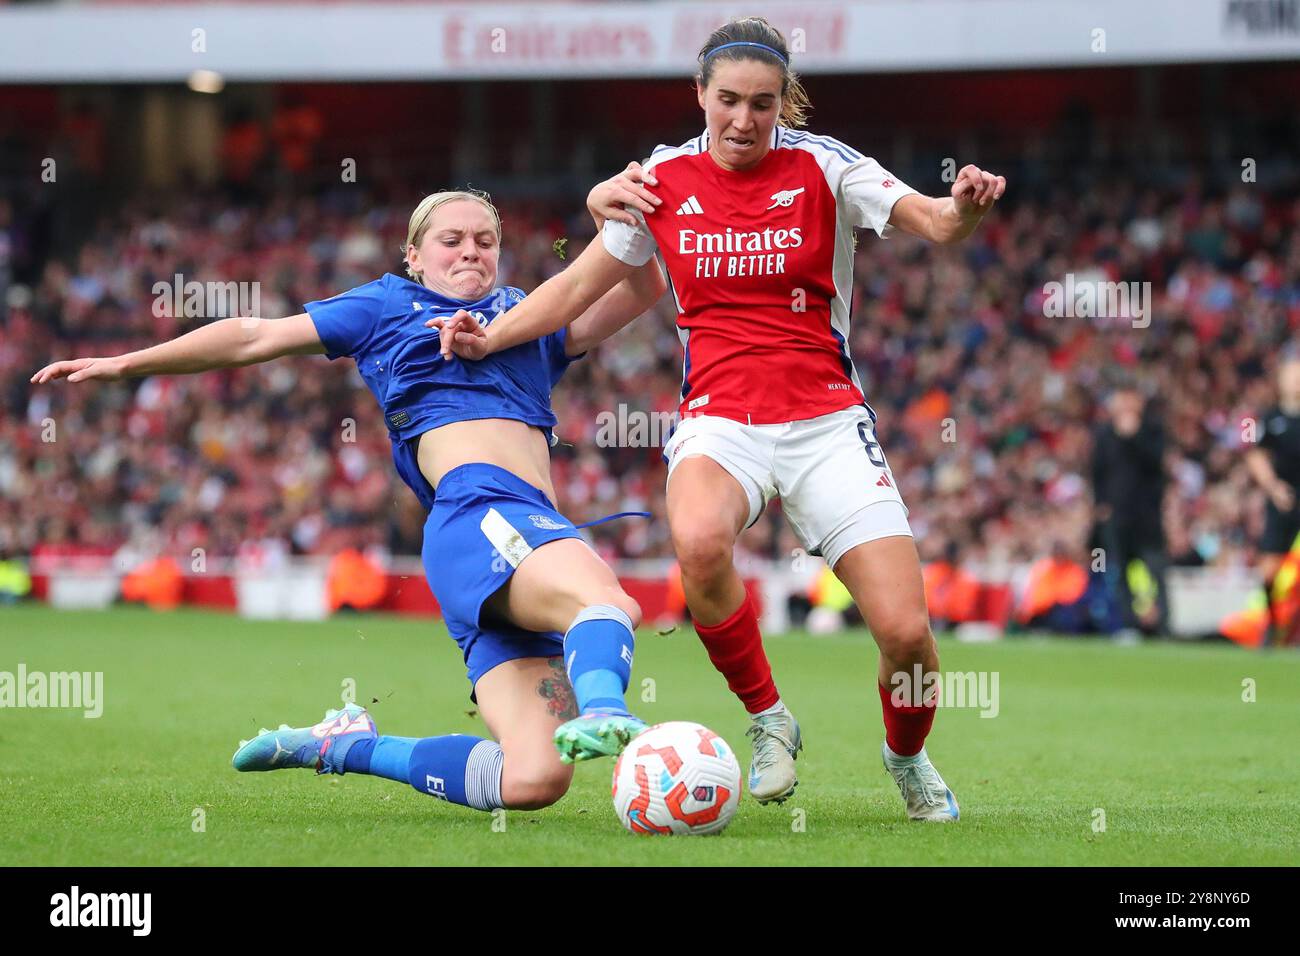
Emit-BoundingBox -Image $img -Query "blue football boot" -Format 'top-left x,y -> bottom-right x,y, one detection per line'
232,703 -> 377,775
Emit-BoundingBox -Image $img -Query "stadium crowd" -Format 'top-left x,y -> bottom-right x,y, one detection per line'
2,160 -> 1299,591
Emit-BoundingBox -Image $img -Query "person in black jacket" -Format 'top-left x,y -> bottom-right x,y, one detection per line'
1244,355 -> 1300,645
1091,385 -> 1170,637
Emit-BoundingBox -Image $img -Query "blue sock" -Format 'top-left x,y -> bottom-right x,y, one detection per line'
407,735 -> 504,811
564,604 -> 635,715
342,735 -> 420,780
342,734 -> 503,811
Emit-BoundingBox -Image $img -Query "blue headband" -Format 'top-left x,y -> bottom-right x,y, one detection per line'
702,41 -> 788,65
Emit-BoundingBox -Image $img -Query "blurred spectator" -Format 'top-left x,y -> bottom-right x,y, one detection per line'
1015,540 -> 1091,633
1091,386 -> 1171,637
923,541 -> 982,630
220,107 -> 268,193
1244,353 -> 1300,644
0,164 -> 1297,589
0,550 -> 32,604
271,95 -> 324,178
806,564 -> 860,635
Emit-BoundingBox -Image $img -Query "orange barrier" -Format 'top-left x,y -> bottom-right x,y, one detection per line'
1218,605 -> 1268,649
120,557 -> 184,610
327,548 -> 388,612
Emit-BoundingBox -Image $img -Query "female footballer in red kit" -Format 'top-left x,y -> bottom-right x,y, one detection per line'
439,16 -> 1005,820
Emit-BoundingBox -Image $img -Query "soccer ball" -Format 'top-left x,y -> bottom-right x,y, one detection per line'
611,721 -> 741,835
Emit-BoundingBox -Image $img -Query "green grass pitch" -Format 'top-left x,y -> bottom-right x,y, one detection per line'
1,605 -> 1297,866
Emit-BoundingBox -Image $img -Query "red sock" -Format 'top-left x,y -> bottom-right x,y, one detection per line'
694,596 -> 779,714
877,680 -> 936,757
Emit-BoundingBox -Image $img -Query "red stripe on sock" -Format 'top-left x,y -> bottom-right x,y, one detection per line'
877,680 -> 936,757
694,596 -> 779,714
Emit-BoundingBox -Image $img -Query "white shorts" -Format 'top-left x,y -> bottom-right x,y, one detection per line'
664,405 -> 913,569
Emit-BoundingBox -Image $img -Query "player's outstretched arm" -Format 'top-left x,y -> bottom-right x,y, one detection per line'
888,164 -> 1006,244
431,162 -> 663,360
561,162 -> 667,353
433,237 -> 639,361
30,313 -> 326,384
564,248 -> 666,356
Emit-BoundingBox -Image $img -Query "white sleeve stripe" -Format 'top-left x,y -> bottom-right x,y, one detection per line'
642,138 -> 700,174
782,130 -> 864,164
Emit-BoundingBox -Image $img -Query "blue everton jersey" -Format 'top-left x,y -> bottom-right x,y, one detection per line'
304,273 -> 578,506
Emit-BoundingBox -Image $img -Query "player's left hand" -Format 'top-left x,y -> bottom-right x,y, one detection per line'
427,309 -> 488,361
951,164 -> 1006,218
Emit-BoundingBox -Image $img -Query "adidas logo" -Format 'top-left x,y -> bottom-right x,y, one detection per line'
676,195 -> 704,216
876,473 -> 892,488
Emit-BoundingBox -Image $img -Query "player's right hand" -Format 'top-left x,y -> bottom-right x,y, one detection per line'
588,161 -> 661,226
427,309 -> 489,361
1270,481 -> 1295,512
30,356 -> 127,384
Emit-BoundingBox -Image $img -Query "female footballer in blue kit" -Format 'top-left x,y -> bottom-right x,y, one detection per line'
31,178 -> 668,814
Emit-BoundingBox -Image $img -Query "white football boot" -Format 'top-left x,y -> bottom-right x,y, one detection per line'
882,742 -> 960,821
745,706 -> 802,804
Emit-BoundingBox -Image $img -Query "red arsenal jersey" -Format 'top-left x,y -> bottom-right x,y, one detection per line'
602,125 -> 918,425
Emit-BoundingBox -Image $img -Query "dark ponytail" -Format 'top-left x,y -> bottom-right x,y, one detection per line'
696,16 -> 811,129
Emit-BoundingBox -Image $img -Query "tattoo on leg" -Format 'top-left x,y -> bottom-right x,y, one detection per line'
538,658 -> 579,719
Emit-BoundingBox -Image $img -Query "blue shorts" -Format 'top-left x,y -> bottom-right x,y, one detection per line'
422,463 -> 585,695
